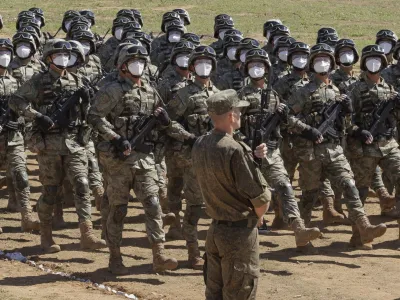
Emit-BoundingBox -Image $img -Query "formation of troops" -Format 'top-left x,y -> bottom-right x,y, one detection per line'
0,7 -> 400,299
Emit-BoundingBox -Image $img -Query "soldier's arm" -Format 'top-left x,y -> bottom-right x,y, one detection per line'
10,75 -> 40,120
166,90 -> 188,121
88,85 -> 121,141
346,86 -> 361,134
231,146 -> 271,208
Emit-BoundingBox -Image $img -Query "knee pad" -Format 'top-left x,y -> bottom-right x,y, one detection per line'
14,170 -> 29,190
74,176 -> 90,197
188,205 -> 202,226
276,181 -> 295,198
112,204 -> 128,224
42,185 -> 59,205
143,196 -> 161,217
341,179 -> 360,197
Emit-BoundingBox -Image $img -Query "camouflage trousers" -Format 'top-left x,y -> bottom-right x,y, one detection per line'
99,150 -> 165,248
261,149 -> 300,223
351,147 -> 400,202
36,150 -> 91,225
155,159 -> 168,212
182,161 -> 204,244
165,147 -> 191,213
0,144 -> 30,210
280,135 -> 298,183
205,222 -> 259,300
60,141 -> 104,206
297,142 -> 365,222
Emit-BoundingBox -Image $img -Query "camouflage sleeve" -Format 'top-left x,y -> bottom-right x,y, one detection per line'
288,85 -> 307,114
166,90 -> 189,121
165,121 -> 193,142
156,79 -> 170,104
232,145 -> 271,208
10,75 -> 41,120
88,83 -> 122,141
287,115 -> 308,134
346,84 -> 361,134
272,77 -> 286,100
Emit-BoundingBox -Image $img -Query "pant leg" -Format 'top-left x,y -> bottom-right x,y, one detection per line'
182,164 -> 204,244
371,166 -> 386,191
261,150 -> 300,222
213,224 -> 259,300
166,153 -> 185,212
320,179 -> 335,198
37,153 -> 64,224
155,160 -> 168,212
133,164 -> 165,244
351,155 -> 379,203
379,147 -> 400,200
63,150 -> 91,223
86,142 -> 103,190
323,153 -> 366,222
205,224 -> 223,300
6,145 -> 30,210
281,135 -> 298,183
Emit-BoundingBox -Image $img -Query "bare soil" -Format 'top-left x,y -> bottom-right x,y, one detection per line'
0,153 -> 400,300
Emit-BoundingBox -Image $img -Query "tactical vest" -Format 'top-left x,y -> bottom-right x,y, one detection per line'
184,84 -> 217,136
79,55 -> 103,83
12,60 -> 43,84
37,71 -> 83,129
232,69 -> 245,91
355,78 -> 395,136
109,81 -> 159,143
0,75 -> 20,126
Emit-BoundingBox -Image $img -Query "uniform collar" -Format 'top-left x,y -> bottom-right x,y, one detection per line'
361,72 -> 386,88
193,78 -> 213,90
0,69 -> 11,78
313,76 -> 333,88
48,67 -> 73,80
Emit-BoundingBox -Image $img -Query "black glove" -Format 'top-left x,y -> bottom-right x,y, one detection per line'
301,126 -> 323,142
184,135 -> 198,147
111,136 -> 131,152
78,86 -> 91,103
276,103 -> 289,122
35,114 -> 54,132
155,107 -> 170,126
338,95 -> 353,113
356,129 -> 373,143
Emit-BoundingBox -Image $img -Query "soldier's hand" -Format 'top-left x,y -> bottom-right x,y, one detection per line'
337,95 -> 353,113
360,130 -> 373,144
184,134 -> 198,147
254,143 -> 268,159
301,127 -> 324,144
78,86 -> 91,103
276,103 -> 289,121
154,107 -> 170,126
112,136 -> 131,156
35,114 -> 54,132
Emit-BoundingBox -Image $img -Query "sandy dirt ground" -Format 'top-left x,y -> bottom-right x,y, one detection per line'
1,153 -> 400,300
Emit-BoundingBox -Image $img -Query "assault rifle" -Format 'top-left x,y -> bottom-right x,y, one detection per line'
368,95 -> 398,138
252,65 -> 280,165
316,100 -> 343,139
118,115 -> 158,159
0,96 -> 11,133
48,87 -> 89,129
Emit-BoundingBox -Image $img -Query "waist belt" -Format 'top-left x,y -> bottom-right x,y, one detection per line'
212,218 -> 257,228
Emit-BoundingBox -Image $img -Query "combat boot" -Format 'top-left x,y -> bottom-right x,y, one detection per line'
349,225 -> 373,250
187,241 -> 204,270
79,220 -> 107,250
108,247 -> 129,275
93,186 -> 104,212
291,218 -> 321,247
40,223 -> 61,253
152,242 -> 178,273
21,207 -> 40,232
162,212 -> 176,228
355,216 -> 387,244
166,211 -> 183,240
271,200 -> 286,229
377,187 -> 398,217
52,203 -> 66,230
322,196 -> 345,225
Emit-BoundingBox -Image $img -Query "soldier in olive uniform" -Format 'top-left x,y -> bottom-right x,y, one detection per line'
10,39 -> 106,253
289,43 -> 387,248
216,38 -> 260,91
348,45 -> 400,221
0,38 -> 40,231
88,44 -> 193,275
10,32 -> 45,85
167,45 -> 219,269
157,41 -> 195,240
209,14 -> 235,58
193,89 -> 270,300
262,24 -> 290,65
238,49 -> 320,249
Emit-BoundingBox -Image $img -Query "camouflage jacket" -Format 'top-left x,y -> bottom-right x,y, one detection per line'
157,67 -> 192,104
78,54 -> 103,84
330,68 -> 358,94
97,36 -> 119,72
88,75 -> 191,162
382,64 -> 400,92
150,35 -> 174,69
347,72 -> 399,157
211,57 -> 234,86
10,57 -> 46,85
215,65 -> 247,91
273,71 -> 309,103
167,79 -> 219,136
10,68 -> 87,154
272,61 -> 290,85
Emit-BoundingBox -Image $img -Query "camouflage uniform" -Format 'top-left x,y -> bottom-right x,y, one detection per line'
0,69 -> 39,231
289,77 -> 366,224
272,61 -> 290,84
347,72 -> 400,215
97,36 -> 119,72
215,66 -> 246,91
330,68 -> 358,94
10,57 -> 45,84
78,54 -> 103,83
167,78 -> 219,266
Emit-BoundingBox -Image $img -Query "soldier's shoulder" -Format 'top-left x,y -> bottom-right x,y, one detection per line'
91,54 -> 102,64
